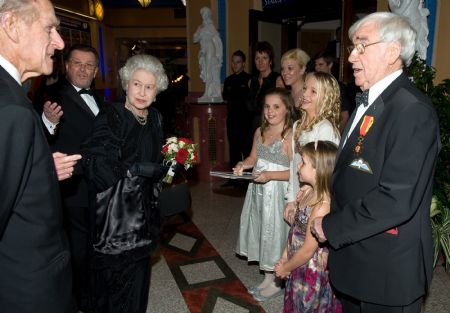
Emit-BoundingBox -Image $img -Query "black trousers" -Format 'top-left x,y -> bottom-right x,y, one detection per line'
94,256 -> 151,313
340,293 -> 423,313
64,205 -> 91,312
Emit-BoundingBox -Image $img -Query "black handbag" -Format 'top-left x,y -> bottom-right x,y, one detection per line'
94,176 -> 153,255
158,182 -> 191,217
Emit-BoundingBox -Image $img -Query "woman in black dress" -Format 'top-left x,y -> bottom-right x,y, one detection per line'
81,54 -> 168,313
247,41 -> 281,147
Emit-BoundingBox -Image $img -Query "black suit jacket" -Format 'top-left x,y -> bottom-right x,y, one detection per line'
322,73 -> 441,305
0,67 -> 71,312
46,78 -> 104,208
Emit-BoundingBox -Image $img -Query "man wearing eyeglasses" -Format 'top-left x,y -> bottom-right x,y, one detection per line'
311,12 -> 440,313
41,43 -> 103,313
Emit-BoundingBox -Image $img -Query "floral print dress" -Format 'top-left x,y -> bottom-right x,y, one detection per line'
283,206 -> 342,313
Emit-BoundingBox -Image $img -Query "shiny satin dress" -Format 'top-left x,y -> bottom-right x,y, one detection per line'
236,138 -> 290,271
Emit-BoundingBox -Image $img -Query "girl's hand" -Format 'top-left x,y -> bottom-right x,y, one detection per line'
275,260 -> 290,279
253,171 -> 270,183
284,202 -> 296,224
232,162 -> 245,175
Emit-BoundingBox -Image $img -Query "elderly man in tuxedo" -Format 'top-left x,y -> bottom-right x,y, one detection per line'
41,44 -> 103,312
0,0 -> 81,312
311,12 -> 440,313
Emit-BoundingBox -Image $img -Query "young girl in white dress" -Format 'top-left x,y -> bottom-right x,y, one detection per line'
234,88 -> 295,301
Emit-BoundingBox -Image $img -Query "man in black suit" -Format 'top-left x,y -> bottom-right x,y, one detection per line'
311,12 -> 440,312
0,1 -> 81,312
222,50 -> 251,187
40,44 -> 103,312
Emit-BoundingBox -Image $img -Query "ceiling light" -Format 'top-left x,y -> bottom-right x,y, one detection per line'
137,0 -> 151,7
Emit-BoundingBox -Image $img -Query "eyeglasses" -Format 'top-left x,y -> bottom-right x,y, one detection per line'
68,60 -> 97,71
347,41 -> 383,55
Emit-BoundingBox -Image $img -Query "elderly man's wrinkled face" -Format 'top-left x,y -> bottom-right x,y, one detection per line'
19,0 -> 64,81
348,22 -> 391,91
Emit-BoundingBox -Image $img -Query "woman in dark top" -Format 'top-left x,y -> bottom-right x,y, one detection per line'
247,41 -> 281,141
81,54 -> 168,313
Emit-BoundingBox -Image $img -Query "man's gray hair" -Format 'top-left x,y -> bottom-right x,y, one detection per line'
0,0 -> 39,25
119,54 -> 168,93
349,12 -> 417,66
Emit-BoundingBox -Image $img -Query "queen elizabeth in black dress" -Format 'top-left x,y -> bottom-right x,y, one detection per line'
81,54 -> 168,313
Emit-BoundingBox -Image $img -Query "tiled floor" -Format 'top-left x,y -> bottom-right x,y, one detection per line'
148,180 -> 450,313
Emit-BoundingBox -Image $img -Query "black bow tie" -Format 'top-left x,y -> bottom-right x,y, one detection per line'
355,90 -> 369,107
78,88 -> 94,96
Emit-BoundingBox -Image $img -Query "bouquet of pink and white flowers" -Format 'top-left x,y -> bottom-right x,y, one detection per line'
161,137 -> 198,183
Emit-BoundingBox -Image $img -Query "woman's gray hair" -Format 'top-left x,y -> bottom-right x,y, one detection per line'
119,54 -> 169,93
349,12 -> 416,66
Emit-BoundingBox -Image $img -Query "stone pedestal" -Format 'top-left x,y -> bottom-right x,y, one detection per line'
186,94 -> 228,181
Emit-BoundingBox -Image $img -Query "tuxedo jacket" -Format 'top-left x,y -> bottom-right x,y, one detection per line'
0,67 -> 71,312
46,78 -> 104,208
322,73 -> 441,306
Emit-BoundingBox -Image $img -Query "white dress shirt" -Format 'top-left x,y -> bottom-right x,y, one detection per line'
343,69 -> 403,147
0,54 -> 21,85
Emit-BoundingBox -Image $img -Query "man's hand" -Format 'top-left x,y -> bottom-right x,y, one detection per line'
53,152 -> 82,181
311,216 -> 327,243
43,101 -> 63,124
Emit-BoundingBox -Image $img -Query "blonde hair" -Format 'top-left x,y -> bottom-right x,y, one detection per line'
301,141 -> 338,203
294,72 -> 340,143
280,48 -> 310,71
260,88 -> 295,141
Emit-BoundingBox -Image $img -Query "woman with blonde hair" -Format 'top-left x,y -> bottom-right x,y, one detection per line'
279,48 -> 310,119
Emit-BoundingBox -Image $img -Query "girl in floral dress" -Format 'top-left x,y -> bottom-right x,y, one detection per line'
275,141 -> 342,313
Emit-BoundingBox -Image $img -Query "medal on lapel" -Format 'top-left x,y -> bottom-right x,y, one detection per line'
350,115 -> 374,174
354,115 -> 374,154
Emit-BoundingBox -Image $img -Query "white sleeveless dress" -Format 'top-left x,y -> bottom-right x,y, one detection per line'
236,138 -> 290,271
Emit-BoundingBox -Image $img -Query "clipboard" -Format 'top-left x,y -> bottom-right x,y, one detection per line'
210,171 -> 254,180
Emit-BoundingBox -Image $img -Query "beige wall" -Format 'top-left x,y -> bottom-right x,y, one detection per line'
226,0 -> 252,75
433,0 -> 450,83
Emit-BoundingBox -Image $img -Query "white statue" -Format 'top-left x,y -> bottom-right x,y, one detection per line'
193,7 -> 223,103
389,0 -> 429,60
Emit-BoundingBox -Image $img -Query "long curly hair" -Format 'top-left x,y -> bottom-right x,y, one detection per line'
294,72 -> 340,143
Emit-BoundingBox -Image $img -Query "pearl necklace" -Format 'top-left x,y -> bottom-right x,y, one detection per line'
125,103 -> 148,126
